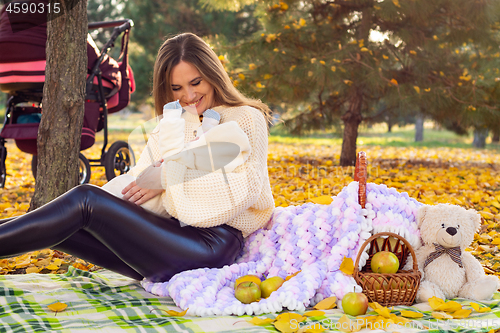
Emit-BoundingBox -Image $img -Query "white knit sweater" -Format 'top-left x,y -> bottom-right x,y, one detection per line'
129,105 -> 274,237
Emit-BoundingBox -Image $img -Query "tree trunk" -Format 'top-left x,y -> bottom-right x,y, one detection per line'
340,88 -> 363,166
415,113 -> 424,142
339,6 -> 371,167
472,127 -> 488,148
492,130 -> 499,143
29,0 -> 88,210
387,120 -> 392,133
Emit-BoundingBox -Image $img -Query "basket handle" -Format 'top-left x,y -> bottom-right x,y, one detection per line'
353,232 -> 420,274
354,151 -> 367,209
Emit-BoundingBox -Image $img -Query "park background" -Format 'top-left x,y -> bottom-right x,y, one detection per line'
1,0 -> 500,282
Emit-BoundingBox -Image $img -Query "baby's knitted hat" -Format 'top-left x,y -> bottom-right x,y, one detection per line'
163,100 -> 184,118
202,109 -> 221,122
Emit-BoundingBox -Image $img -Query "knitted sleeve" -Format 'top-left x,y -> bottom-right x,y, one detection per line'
160,106 -> 269,228
127,123 -> 162,178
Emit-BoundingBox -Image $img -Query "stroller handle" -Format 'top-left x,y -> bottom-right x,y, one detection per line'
86,19 -> 133,94
88,19 -> 134,33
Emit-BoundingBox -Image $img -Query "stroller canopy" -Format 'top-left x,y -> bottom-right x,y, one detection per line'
0,0 -> 121,92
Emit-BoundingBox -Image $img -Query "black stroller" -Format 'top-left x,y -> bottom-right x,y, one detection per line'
0,1 -> 136,188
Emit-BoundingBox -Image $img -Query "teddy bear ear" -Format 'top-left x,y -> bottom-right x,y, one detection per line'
417,205 -> 430,228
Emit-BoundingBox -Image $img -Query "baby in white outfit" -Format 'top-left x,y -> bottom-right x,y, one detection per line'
101,101 -> 251,217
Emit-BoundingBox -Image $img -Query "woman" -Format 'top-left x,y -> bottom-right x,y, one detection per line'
0,33 -> 275,282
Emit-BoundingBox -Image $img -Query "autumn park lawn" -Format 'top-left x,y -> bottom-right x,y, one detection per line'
1,111 -> 500,279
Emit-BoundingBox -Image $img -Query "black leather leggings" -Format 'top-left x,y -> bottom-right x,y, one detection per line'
0,184 -> 244,282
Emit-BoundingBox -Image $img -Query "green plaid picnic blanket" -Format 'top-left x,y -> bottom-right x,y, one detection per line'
0,267 -> 499,332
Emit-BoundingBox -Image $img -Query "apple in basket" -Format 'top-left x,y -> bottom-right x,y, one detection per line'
342,289 -> 368,316
371,251 -> 400,274
234,281 -> 261,304
260,276 -> 285,298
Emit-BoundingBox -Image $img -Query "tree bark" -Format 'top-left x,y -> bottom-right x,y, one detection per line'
387,120 -> 392,133
415,112 -> 424,142
492,129 -> 499,143
340,88 -> 363,166
339,5 -> 371,167
472,127 -> 488,148
29,0 -> 88,210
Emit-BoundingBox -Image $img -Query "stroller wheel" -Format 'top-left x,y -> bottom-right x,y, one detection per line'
32,153 -> 91,185
104,141 -> 135,181
0,143 -> 6,189
78,154 -> 91,184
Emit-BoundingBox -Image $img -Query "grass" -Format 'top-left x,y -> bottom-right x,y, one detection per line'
108,112 -> 500,151
1,108 -> 496,151
269,121 -> 500,150
109,112 -> 482,150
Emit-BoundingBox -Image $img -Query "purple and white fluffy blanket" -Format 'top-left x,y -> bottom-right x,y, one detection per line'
141,182 -> 423,316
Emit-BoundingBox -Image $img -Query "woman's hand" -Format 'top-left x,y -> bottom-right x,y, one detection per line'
122,180 -> 164,205
135,159 -> 164,190
122,159 -> 164,205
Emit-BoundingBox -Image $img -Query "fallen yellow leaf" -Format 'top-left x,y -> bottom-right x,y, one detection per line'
431,311 -> 453,319
491,238 -> 500,245
452,309 -> 472,319
368,302 -> 383,310
15,258 -> 31,269
303,310 -> 325,317
285,270 -> 301,281
298,323 -> 327,333
153,308 -> 189,316
313,297 -> 337,310
338,314 -> 362,332
357,315 -> 377,324
310,195 -> 332,205
72,262 -> 89,271
247,317 -> 275,325
400,310 -> 423,318
374,306 -> 392,318
339,257 -> 354,275
35,258 -> 52,267
273,319 -> 299,333
434,300 -> 462,312
165,308 -> 188,316
391,314 -> 411,325
275,313 -> 306,323
45,264 -> 60,271
47,302 -> 67,313
428,296 -> 445,310
470,302 -> 491,312
25,266 -> 41,274
373,316 -> 394,330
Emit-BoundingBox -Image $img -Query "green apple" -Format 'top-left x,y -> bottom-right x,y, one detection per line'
234,274 -> 262,290
260,276 -> 285,298
342,290 -> 369,316
234,281 -> 261,304
371,251 -> 400,274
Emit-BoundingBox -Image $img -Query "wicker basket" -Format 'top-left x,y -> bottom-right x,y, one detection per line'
352,152 -> 421,306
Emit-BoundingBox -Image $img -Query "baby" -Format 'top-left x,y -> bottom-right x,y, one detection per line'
101,101 -> 251,217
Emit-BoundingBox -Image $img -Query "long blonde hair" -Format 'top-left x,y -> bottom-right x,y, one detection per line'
152,33 -> 273,129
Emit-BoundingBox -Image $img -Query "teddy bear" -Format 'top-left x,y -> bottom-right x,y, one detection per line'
403,203 -> 500,303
